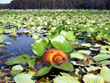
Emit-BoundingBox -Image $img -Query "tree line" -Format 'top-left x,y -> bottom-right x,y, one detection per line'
0,0 -> 110,9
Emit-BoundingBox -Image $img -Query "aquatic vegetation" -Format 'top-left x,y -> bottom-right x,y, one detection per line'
0,9 -> 110,83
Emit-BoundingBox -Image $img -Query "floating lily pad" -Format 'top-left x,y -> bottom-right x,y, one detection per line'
10,65 -> 24,76
100,66 -> 110,82
81,43 -> 91,47
54,73 -> 80,83
32,38 -> 48,56
0,27 -> 5,33
28,59 -> 36,67
0,35 -> 6,43
83,74 -> 104,83
78,50 -> 91,55
5,54 -> 30,65
33,66 -> 52,77
51,35 -> 73,53
99,60 -> 110,65
50,62 -> 74,72
85,66 -> 101,72
14,73 -> 36,83
93,53 -> 110,61
65,31 -> 76,40
70,52 -> 85,60
5,42 -> 11,45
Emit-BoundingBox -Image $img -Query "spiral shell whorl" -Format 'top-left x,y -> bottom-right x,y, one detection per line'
42,49 -> 69,65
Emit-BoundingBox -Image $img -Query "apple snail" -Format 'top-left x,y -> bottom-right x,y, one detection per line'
42,49 -> 69,65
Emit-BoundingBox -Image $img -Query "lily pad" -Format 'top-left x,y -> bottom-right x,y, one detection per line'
10,65 -> 24,76
14,73 -> 36,83
54,73 -> 80,83
83,74 -> 104,83
33,66 -> 52,77
78,50 -> 91,55
65,31 -> 76,40
0,35 -> 6,43
28,59 -> 36,67
5,54 -> 30,65
93,53 -> 110,61
32,38 -> 48,56
70,52 -> 85,59
99,60 -> 110,65
81,43 -> 92,47
50,62 -> 74,72
51,34 -> 73,53
100,66 -> 110,82
0,27 -> 5,33
85,66 -> 101,72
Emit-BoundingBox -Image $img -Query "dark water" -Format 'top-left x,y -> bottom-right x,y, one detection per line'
0,28 -> 35,69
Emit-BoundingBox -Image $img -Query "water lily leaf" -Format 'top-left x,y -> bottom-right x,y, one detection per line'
70,52 -> 85,59
99,60 -> 110,65
78,50 -> 91,55
54,73 -> 80,83
14,73 -> 36,83
32,34 -> 39,39
0,27 -> 5,33
50,62 -> 74,72
65,31 -> 76,40
5,42 -> 11,45
32,38 -> 48,56
93,53 -> 110,61
0,35 -> 6,43
90,48 -> 100,51
54,25 -> 64,34
85,66 -> 101,72
83,74 -> 104,83
33,66 -> 52,77
10,65 -> 24,76
60,30 -> 67,37
51,35 -> 73,53
28,59 -> 36,67
100,66 -> 110,82
86,27 -> 95,33
5,29 -> 13,33
0,44 -> 5,48
5,54 -> 30,65
81,43 -> 91,47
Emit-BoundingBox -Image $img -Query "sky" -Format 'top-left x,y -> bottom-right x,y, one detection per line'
0,0 -> 12,4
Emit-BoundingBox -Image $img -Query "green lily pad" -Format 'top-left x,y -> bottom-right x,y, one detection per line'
93,53 -> 110,61
51,35 -> 73,53
5,42 -> 11,45
50,62 -> 74,72
99,60 -> 110,65
86,27 -> 95,33
14,73 -> 36,83
28,59 -> 36,67
54,73 -> 80,83
10,65 -> 24,76
70,52 -> 85,59
85,66 -> 101,72
0,27 -> 5,33
33,66 -> 52,77
81,43 -> 92,47
0,35 -> 6,43
32,38 -> 48,56
65,31 -> 76,40
100,66 -> 110,82
78,50 -> 91,55
32,34 -> 39,39
5,54 -> 30,65
83,74 -> 104,83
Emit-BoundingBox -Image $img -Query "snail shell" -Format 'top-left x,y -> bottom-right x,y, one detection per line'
42,49 -> 69,65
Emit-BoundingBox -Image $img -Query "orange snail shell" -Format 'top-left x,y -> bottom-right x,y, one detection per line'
42,49 -> 69,65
